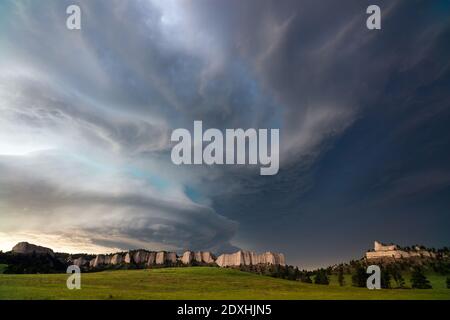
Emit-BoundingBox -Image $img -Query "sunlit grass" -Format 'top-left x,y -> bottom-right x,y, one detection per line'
0,267 -> 449,300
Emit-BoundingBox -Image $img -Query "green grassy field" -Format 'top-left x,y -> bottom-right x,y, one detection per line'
0,267 -> 449,300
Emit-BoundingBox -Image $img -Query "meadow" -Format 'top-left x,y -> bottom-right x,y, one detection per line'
0,267 -> 449,300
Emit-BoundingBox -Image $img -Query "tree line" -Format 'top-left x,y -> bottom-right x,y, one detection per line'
236,260 -> 450,289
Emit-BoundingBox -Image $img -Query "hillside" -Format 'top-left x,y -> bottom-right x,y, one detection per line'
0,267 -> 449,300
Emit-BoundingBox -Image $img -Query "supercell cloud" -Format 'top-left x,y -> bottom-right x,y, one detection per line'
0,0 -> 449,267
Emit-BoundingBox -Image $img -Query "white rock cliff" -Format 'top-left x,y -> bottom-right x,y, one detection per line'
12,242 -> 54,257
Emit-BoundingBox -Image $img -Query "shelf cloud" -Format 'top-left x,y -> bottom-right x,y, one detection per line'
0,0 -> 449,266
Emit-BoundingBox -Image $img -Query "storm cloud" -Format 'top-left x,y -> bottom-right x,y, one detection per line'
0,0 -> 449,266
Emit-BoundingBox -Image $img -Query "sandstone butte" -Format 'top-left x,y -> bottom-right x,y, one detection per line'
365,241 -> 437,260
11,242 -> 55,257
83,250 -> 285,268
10,242 -> 286,269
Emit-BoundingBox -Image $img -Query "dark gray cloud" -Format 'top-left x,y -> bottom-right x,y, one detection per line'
178,0 -> 447,162
0,152 -> 238,252
0,0 -> 449,266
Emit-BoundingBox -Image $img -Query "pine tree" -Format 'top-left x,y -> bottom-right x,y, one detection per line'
314,269 -> 329,285
380,268 -> 391,289
352,265 -> 367,287
271,264 -> 280,278
294,267 -> 300,281
410,268 -> 432,289
388,265 -> 406,288
338,266 -> 345,286
300,271 -> 312,283
282,265 -> 290,279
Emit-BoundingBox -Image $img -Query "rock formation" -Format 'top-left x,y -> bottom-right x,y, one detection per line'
181,251 -> 194,264
85,249 -> 284,268
215,250 -> 285,267
181,251 -> 215,264
194,251 -> 203,263
155,252 -> 165,264
365,241 -> 437,260
90,250 -> 156,266
374,241 -> 397,252
10,242 -> 286,271
110,253 -> 123,265
104,255 -> 112,264
155,251 -> 177,264
202,252 -> 215,264
132,250 -> 150,264
167,252 -> 177,263
146,252 -> 157,266
124,252 -> 132,264
73,257 -> 88,267
90,254 -> 109,268
194,251 -> 215,264
259,251 -> 286,265
11,242 -> 54,257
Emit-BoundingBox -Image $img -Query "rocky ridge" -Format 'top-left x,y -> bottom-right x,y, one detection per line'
76,249 -> 285,269
365,241 -> 438,260
11,242 -> 55,257
10,242 -> 286,269
216,250 -> 286,267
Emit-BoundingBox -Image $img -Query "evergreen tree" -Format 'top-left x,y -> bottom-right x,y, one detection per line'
300,271 -> 312,283
338,266 -> 345,286
282,265 -> 289,279
326,266 -> 333,275
314,269 -> 329,285
388,265 -> 406,288
446,277 -> 450,289
271,264 -> 280,278
410,268 -> 432,289
380,268 -> 391,289
352,265 -> 367,287
294,267 -> 300,281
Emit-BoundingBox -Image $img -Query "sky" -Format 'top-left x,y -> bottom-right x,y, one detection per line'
0,0 -> 449,269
